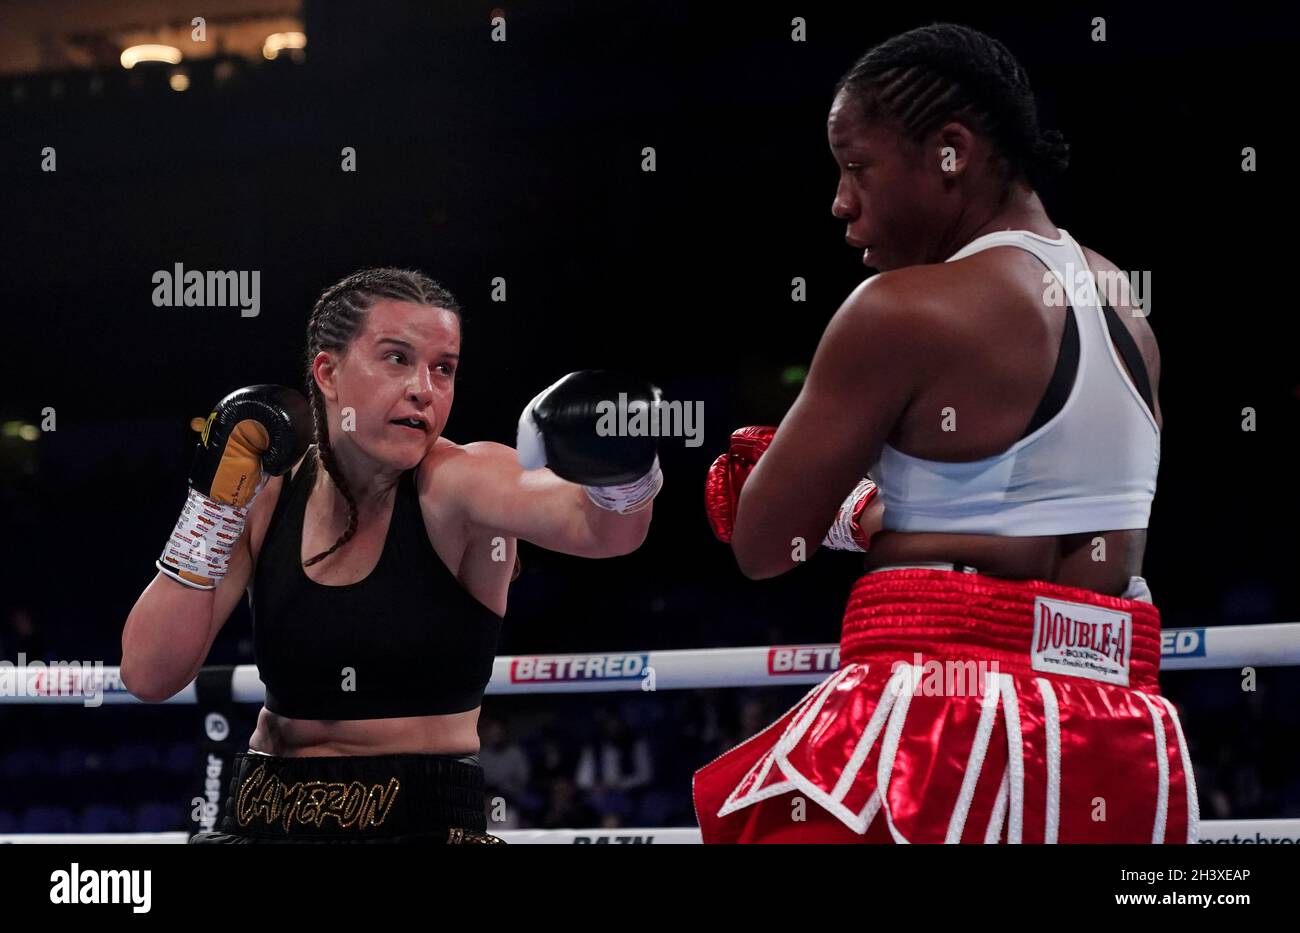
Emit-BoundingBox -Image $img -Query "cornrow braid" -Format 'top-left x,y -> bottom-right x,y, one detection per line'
301,267 -> 462,568
835,23 -> 1069,189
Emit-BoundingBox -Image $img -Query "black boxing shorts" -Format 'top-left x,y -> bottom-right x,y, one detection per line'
188,750 -> 504,844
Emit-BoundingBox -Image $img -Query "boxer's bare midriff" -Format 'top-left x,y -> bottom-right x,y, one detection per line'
862,527 -> 1147,597
248,706 -> 481,758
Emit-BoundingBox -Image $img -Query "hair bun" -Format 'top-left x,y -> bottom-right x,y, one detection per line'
1030,128 -> 1070,178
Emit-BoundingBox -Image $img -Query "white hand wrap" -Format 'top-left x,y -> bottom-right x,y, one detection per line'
583,457 -> 663,514
821,477 -> 878,552
156,479 -> 264,589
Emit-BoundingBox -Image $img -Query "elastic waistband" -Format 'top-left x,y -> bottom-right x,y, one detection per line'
246,749 -> 481,767
841,568 -> 1163,690
867,561 -> 980,574
219,751 -> 486,841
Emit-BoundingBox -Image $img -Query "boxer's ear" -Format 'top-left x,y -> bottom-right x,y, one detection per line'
931,120 -> 975,179
312,350 -> 341,403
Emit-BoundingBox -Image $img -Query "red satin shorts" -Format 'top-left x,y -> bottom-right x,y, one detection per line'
693,568 -> 1199,844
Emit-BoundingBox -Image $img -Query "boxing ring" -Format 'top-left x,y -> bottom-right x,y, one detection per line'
3,621 -> 1298,843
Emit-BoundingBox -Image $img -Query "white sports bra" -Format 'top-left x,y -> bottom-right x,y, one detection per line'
869,228 -> 1159,536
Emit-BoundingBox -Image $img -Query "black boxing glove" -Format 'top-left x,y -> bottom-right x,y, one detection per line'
516,370 -> 663,514
157,385 -> 311,589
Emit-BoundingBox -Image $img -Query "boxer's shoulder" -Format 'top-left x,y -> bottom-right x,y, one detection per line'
416,436 -> 500,477
1079,245 -> 1151,324
415,435 -> 462,482
838,265 -> 970,351
245,450 -> 311,565
415,437 -> 512,507
266,448 -> 312,503
1078,243 -> 1161,416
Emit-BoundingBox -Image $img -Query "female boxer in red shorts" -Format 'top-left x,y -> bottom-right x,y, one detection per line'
123,268 -> 662,843
695,24 -> 1197,844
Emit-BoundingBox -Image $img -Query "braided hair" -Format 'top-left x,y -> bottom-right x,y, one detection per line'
835,23 -> 1068,189
301,268 -> 462,568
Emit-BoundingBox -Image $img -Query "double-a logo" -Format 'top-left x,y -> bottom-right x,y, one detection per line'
1031,596 -> 1132,687
49,863 -> 151,913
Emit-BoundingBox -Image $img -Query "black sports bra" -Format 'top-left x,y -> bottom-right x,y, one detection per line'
251,448 -> 502,719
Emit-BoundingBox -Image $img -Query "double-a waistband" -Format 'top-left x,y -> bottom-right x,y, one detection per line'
218,751 -> 488,841
841,567 -> 1163,690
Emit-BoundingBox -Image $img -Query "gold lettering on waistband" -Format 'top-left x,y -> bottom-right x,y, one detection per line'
235,763 -> 402,833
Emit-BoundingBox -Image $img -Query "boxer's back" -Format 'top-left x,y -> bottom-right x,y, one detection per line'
863,230 -> 1161,595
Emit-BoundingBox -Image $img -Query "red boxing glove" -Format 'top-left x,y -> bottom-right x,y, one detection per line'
822,477 -> 879,552
704,426 -> 878,552
704,426 -> 775,543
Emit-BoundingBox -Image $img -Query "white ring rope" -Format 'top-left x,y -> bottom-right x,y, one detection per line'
1,621 -> 1297,704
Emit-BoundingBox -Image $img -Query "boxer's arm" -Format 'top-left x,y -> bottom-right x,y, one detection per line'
124,384 -> 308,698
432,441 -> 651,558
732,279 -> 919,579
122,521 -> 254,702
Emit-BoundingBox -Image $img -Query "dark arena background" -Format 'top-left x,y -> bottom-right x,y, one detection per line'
1,0 -> 1298,853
